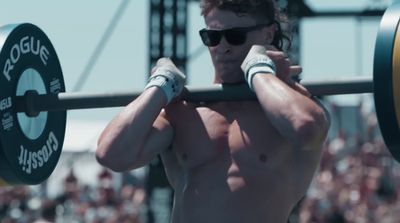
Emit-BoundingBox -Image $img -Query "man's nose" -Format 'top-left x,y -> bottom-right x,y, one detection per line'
216,36 -> 232,54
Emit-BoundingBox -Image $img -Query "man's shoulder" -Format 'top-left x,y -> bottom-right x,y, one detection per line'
310,96 -> 331,125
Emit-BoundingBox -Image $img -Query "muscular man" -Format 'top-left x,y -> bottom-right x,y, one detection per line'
96,0 -> 330,222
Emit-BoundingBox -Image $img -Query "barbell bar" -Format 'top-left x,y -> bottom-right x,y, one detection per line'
0,4 -> 399,186
14,76 -> 373,116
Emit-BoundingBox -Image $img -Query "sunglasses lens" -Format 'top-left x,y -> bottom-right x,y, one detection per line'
200,30 -> 221,47
225,30 -> 247,45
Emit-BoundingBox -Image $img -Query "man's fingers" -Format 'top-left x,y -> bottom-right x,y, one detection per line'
262,44 -> 288,61
152,57 -> 173,75
260,45 -> 308,97
266,50 -> 288,60
156,57 -> 172,66
284,78 -> 311,97
293,82 -> 312,98
290,65 -> 302,77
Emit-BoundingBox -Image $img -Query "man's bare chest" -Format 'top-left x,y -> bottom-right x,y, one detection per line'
165,102 -> 289,170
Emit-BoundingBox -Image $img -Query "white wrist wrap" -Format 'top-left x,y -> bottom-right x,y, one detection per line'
145,71 -> 177,104
145,58 -> 186,104
246,58 -> 275,90
241,45 -> 276,91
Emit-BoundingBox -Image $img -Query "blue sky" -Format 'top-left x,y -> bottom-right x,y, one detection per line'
0,0 -> 396,120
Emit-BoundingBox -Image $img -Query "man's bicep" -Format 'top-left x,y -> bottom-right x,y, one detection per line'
130,115 -> 173,169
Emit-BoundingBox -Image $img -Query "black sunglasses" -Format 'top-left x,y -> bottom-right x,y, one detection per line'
199,23 -> 273,47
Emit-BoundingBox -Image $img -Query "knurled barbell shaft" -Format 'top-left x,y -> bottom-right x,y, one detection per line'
14,76 -> 373,115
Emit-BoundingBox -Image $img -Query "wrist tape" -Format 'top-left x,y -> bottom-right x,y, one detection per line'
245,57 -> 276,90
145,71 -> 177,104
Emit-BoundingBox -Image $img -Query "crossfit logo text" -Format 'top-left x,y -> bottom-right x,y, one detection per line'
18,131 -> 59,174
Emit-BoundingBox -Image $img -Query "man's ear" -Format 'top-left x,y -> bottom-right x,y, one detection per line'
263,24 -> 276,45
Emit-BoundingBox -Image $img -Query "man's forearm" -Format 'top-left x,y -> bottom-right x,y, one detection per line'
96,87 -> 167,169
252,74 -> 327,146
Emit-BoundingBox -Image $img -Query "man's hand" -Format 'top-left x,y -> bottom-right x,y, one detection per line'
261,45 -> 311,97
146,58 -> 186,104
241,45 -> 276,90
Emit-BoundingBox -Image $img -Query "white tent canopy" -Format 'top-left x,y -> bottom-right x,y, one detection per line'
63,119 -> 109,153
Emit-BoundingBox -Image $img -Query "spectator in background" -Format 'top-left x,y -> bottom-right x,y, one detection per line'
33,199 -> 57,223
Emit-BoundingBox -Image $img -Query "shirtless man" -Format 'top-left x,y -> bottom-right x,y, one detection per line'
96,0 -> 330,222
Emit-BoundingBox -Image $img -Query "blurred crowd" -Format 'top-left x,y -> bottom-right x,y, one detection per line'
289,105 -> 400,223
2,104 -> 400,223
0,169 -> 146,223
296,138 -> 400,223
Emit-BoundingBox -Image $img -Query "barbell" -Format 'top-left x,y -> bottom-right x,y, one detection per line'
0,4 -> 399,187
